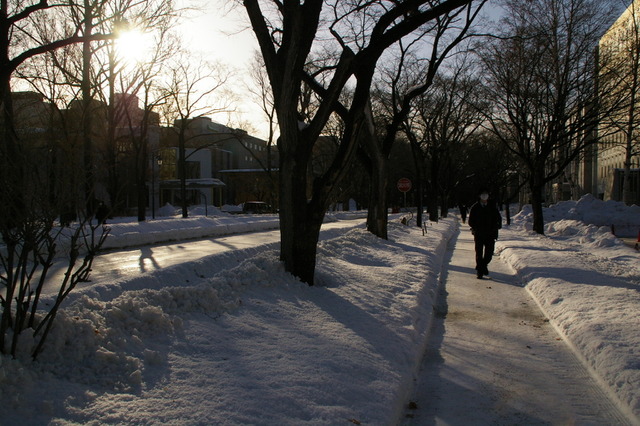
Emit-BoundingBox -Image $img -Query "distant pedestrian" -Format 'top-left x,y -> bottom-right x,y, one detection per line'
95,201 -> 109,225
468,189 -> 502,279
460,204 -> 468,224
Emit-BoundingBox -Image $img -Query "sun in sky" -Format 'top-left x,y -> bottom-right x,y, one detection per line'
114,28 -> 155,65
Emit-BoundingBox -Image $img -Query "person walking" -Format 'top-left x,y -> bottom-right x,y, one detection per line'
459,204 -> 468,224
468,189 -> 502,279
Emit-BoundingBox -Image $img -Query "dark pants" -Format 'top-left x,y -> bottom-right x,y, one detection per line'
474,237 -> 495,272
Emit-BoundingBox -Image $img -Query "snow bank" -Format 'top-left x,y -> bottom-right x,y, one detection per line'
513,194 -> 640,237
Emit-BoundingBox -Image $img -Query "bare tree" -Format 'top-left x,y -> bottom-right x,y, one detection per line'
13,0 -> 178,219
0,1 -> 114,359
0,1 -> 113,233
112,28 -> 178,222
243,0 -> 480,285
370,10 -> 485,229
401,59 -> 486,222
480,0 -> 618,234
159,54 -> 233,218
247,51 -> 278,160
66,0 -> 161,217
312,3 -> 484,237
15,43 -> 86,223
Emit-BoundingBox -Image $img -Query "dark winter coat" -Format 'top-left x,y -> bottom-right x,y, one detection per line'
468,201 -> 502,241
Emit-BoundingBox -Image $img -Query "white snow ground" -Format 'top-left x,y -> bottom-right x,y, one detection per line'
0,196 -> 638,425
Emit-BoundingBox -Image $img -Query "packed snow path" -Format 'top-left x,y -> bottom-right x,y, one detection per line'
402,228 -> 631,425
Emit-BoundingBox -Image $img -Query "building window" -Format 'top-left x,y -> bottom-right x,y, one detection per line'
186,161 -> 201,179
159,149 -> 178,179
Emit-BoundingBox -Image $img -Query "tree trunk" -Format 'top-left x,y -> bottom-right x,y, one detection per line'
287,208 -> 325,285
505,203 -> 511,225
277,146 -> 325,285
107,52 -> 120,214
278,106 -> 365,284
440,202 -> 447,218
137,142 -> 147,222
440,192 -> 449,218
427,193 -> 439,222
0,82 -> 24,227
428,153 -> 440,222
366,153 -> 389,239
0,83 -> 19,354
179,136 -> 188,218
530,173 -> 545,235
622,43 -> 638,205
622,88 -> 637,205
622,162 -> 632,205
82,1 -> 94,218
409,135 -> 425,228
415,178 -> 424,228
361,101 -> 389,239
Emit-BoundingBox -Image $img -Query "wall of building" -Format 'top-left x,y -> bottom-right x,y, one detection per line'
596,0 -> 640,205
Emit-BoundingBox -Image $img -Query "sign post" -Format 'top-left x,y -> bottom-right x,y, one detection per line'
397,178 -> 412,207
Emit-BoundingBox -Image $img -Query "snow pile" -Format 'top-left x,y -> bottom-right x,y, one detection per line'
545,220 -> 621,248
1,250 -> 302,396
513,194 -> 640,237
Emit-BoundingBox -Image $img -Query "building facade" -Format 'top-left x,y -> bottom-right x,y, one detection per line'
161,117 -> 278,208
596,0 -> 640,205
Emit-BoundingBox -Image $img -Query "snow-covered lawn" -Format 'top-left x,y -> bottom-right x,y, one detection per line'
0,196 -> 638,424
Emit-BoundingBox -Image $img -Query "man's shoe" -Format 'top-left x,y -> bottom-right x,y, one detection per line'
483,266 -> 489,276
477,271 -> 483,279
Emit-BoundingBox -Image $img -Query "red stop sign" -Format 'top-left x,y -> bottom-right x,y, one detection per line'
397,178 -> 412,192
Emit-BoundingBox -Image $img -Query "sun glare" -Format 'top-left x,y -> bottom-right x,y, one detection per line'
115,29 -> 154,65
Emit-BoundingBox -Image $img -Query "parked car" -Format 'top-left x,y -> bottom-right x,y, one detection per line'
242,201 -> 273,214
221,204 -> 243,214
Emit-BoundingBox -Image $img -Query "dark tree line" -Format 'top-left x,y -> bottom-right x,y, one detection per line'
0,0 -> 177,359
0,0 -> 116,359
